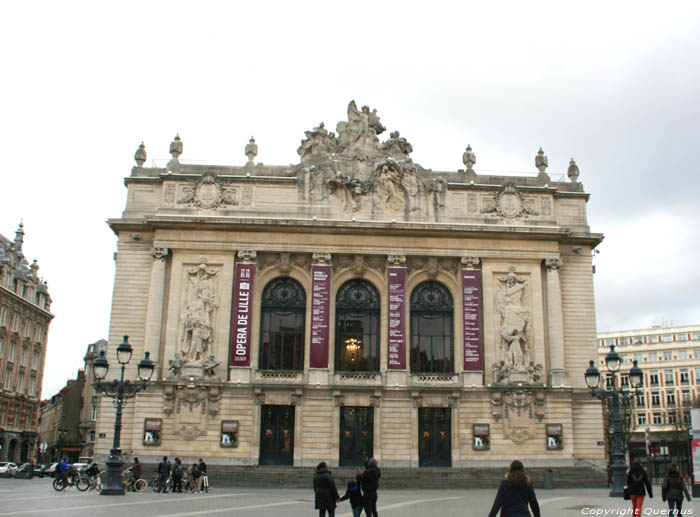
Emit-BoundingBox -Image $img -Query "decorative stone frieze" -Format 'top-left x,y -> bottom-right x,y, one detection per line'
490,388 -> 545,444
161,382 -> 222,441
481,184 -> 540,219
387,254 -> 406,266
544,257 -> 563,271
150,247 -> 169,261
460,256 -> 480,269
237,250 -> 257,263
312,252 -> 332,265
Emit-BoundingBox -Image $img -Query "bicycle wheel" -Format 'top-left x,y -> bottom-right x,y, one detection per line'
52,477 -> 65,491
133,478 -> 147,492
151,479 -> 161,492
183,480 -> 195,494
76,476 -> 90,492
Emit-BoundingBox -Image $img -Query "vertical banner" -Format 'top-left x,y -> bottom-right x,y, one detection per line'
692,440 -> 700,487
310,265 -> 331,368
387,267 -> 407,369
462,269 -> 483,371
231,263 -> 255,366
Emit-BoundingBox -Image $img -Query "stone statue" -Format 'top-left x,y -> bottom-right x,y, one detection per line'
377,164 -> 404,211
297,122 -> 338,161
496,265 -> 530,369
181,259 -> 219,362
168,352 -> 184,377
245,137 -> 258,165
379,131 -> 413,159
535,147 -> 548,173
336,101 -> 384,157
202,355 -> 221,377
134,142 -> 147,167
567,158 -> 580,182
462,145 -> 476,172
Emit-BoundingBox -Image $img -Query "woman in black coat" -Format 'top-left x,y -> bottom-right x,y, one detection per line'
626,458 -> 653,516
488,460 -> 541,517
313,462 -> 340,517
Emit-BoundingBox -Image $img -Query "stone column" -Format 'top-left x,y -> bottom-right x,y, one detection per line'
544,258 -> 568,386
145,247 -> 169,376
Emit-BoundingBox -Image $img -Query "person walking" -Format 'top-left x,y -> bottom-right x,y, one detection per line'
488,460 -> 541,517
356,458 -> 381,517
172,457 -> 184,493
626,458 -> 653,516
661,462 -> 691,515
313,462 -> 340,517
157,456 -> 171,493
196,458 -> 208,493
339,478 -> 363,517
189,463 -> 201,492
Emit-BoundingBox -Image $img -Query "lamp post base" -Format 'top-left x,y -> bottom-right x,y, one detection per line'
100,450 -> 125,496
609,461 -> 628,497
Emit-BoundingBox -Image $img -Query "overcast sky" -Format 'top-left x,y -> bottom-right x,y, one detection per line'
2,1 -> 699,397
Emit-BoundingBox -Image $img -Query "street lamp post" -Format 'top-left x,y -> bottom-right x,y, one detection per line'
585,345 -> 643,497
93,336 -> 154,495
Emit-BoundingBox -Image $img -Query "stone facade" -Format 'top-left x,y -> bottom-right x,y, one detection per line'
0,223 -> 53,464
94,101 -> 604,468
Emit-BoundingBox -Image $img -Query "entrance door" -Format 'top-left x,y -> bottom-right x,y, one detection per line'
259,405 -> 295,466
339,407 -> 373,467
418,407 -> 451,467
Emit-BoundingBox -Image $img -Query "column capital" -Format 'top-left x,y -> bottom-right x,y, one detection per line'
237,250 -> 257,263
461,256 -> 480,269
150,247 -> 169,261
544,257 -> 563,271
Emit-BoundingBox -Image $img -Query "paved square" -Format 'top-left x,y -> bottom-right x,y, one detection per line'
0,478 -> 697,516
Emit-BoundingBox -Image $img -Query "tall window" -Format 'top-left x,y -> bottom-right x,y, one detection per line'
637,413 -> 647,426
410,281 -> 454,374
8,341 -> 16,362
649,371 -> 659,386
665,370 -> 674,385
259,278 -> 306,371
335,279 -> 380,372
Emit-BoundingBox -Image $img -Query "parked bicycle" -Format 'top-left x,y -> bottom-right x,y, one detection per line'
52,467 -> 89,492
150,473 -> 172,493
121,469 -> 147,492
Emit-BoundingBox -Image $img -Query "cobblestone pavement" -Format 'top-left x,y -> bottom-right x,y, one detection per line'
1,478 -> 698,516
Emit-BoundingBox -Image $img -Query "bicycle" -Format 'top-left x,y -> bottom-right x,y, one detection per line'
88,471 -> 104,491
52,468 -> 89,492
121,470 -> 148,492
151,473 -> 172,493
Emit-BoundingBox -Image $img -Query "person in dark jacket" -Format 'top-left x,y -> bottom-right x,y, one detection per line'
172,457 -> 183,493
339,479 -> 364,517
157,456 -> 171,493
313,462 -> 340,517
662,462 -> 691,515
626,458 -> 653,516
488,460 -> 541,517
356,458 -> 381,517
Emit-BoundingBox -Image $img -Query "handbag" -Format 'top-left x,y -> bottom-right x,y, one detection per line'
623,485 -> 631,500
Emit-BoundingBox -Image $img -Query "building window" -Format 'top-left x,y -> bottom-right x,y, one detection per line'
21,346 -> 28,366
89,431 -> 95,442
648,352 -> 658,362
634,353 -> 643,364
0,336 -> 3,356
665,370 -> 674,386
335,279 -> 380,372
680,369 -> 690,385
637,414 -> 647,426
605,374 -> 615,389
620,337 -> 631,346
682,389 -> 691,405
32,350 -> 39,369
621,375 -> 629,387
12,312 -> 21,332
651,392 -> 661,407
661,334 -> 673,343
664,351 -> 672,361
605,338 -> 616,346
696,368 -> 700,384
8,341 -> 16,362
678,333 -> 688,342
17,372 -> 24,392
0,307 -> 8,326
666,391 -> 676,407
620,355 -> 628,364
667,412 -> 677,425
647,335 -> 659,344
258,277 -> 306,371
678,350 -> 688,360
692,333 -> 700,340
4,368 -> 13,390
410,281 -> 454,374
29,375 -> 36,396
652,413 -> 663,425
632,336 -> 644,345
683,411 -> 691,425
649,372 -> 659,386
23,319 -> 31,336
91,405 -> 98,421
636,392 -> 645,407
694,350 -> 700,359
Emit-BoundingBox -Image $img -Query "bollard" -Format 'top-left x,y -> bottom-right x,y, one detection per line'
543,469 -> 553,489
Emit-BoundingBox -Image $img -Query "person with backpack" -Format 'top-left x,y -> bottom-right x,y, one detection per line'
172,457 -> 184,493
488,460 -> 541,517
662,462 -> 691,515
157,456 -> 171,493
626,458 -> 653,516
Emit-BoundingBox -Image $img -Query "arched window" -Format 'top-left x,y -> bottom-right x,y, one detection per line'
259,277 -> 306,371
410,281 -> 454,373
335,280 -> 380,372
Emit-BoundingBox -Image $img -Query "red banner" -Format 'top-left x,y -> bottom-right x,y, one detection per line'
692,440 -> 700,485
310,265 -> 331,368
387,267 -> 406,369
230,263 -> 255,366
462,269 -> 483,371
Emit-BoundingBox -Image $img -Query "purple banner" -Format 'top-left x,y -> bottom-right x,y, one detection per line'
387,267 -> 406,369
462,269 -> 483,371
231,263 -> 255,366
310,265 -> 331,368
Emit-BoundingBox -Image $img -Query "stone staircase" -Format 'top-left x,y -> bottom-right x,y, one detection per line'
168,465 -> 606,490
